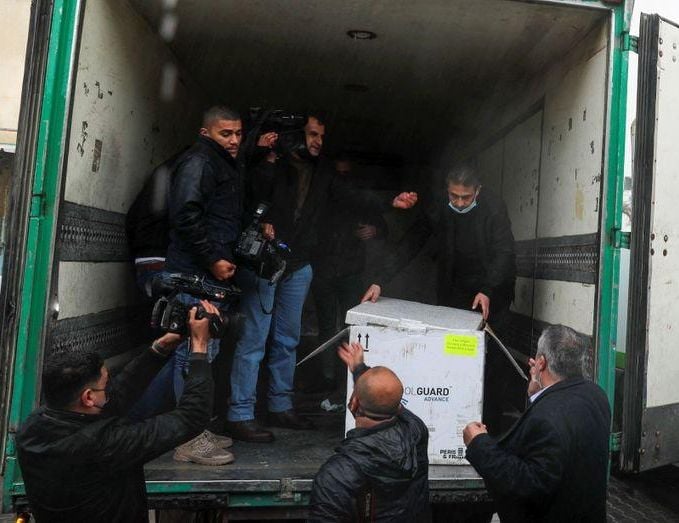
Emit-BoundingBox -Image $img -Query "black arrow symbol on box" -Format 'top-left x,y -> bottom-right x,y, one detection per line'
357,333 -> 362,344
365,333 -> 370,349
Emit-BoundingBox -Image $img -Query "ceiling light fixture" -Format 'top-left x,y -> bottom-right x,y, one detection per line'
347,30 -> 377,40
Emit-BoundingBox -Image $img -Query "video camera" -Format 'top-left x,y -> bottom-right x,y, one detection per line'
150,273 -> 243,338
235,202 -> 290,284
246,108 -> 307,158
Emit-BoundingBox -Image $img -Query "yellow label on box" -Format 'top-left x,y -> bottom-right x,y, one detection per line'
444,334 -> 478,357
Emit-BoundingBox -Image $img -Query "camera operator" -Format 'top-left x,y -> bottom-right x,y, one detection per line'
15,302 -> 223,522
225,113 -> 417,442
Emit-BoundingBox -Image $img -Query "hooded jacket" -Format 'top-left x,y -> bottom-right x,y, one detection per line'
310,366 -> 430,522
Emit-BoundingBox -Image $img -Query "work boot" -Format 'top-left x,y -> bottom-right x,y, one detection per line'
267,409 -> 315,430
224,420 -> 274,443
173,432 -> 235,465
203,430 -> 233,449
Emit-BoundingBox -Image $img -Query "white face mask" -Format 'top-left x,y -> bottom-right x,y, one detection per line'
448,198 -> 478,214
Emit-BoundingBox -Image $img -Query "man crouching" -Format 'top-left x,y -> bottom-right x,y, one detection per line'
15,301 -> 222,522
310,342 -> 431,522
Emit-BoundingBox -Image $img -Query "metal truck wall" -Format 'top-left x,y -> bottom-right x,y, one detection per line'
623,14 -> 679,472
49,0 -> 208,360
474,21 -> 609,361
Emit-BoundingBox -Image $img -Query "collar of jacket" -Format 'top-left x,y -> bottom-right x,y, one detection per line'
197,135 -> 238,165
497,377 -> 587,443
43,406 -> 102,423
346,414 -> 399,439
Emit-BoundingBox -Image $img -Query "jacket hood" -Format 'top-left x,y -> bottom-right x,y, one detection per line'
340,410 -> 427,491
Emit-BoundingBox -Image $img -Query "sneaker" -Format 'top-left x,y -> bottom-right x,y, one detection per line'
173,432 -> 235,466
203,430 -> 233,449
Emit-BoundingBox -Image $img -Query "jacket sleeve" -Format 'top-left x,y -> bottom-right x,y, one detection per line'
92,354 -> 213,470
479,204 -> 515,298
465,417 -> 565,501
101,348 -> 170,416
309,454 -> 365,522
169,155 -> 224,267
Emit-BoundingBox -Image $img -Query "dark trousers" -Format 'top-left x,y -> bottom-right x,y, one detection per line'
442,287 -> 522,435
312,271 -> 365,383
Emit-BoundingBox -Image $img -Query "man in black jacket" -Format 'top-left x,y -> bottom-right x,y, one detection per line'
463,325 -> 611,522
15,302 -> 222,522
362,163 -> 517,431
225,115 -> 417,442
362,163 -> 515,322
310,342 -> 430,522
160,106 -> 244,460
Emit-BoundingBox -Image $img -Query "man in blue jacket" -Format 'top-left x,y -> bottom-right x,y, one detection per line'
463,325 -> 611,522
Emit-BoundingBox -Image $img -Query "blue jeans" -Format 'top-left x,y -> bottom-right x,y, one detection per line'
129,267 -> 173,420
228,264 -> 313,421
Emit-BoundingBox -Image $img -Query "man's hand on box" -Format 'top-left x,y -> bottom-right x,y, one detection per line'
472,292 -> 490,321
361,284 -> 381,303
210,259 -> 237,280
338,342 -> 365,373
463,421 -> 488,446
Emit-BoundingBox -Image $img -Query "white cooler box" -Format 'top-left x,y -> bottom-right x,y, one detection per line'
344,297 -> 485,465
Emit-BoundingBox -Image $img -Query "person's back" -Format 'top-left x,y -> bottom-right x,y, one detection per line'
17,409 -> 152,521
310,346 -> 430,522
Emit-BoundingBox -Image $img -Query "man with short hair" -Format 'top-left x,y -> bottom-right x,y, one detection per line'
225,115 -> 417,442
362,162 -> 517,431
463,325 -> 611,522
161,106 -> 244,462
15,302 -> 225,522
309,342 -> 430,522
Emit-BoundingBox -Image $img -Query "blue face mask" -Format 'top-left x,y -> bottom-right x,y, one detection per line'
448,197 -> 478,214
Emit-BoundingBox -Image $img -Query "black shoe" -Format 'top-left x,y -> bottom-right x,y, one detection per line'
267,409 -> 315,430
224,420 -> 274,443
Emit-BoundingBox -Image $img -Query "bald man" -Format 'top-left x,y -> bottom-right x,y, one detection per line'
309,343 -> 431,523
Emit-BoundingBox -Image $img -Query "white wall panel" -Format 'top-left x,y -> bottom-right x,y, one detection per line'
537,30 -> 607,237
57,262 -> 137,319
502,111 -> 542,242
64,0 -> 207,214
477,140 -> 504,195
532,280 -> 595,335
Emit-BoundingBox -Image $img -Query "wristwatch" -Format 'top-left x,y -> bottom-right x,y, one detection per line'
151,340 -> 172,357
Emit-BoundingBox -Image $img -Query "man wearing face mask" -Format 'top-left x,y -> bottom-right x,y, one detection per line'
362,163 -> 516,432
309,342 -> 430,522
15,302 -> 221,522
462,325 -> 611,522
362,163 -> 515,323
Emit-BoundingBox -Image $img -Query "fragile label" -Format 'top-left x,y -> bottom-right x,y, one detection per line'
444,334 -> 478,357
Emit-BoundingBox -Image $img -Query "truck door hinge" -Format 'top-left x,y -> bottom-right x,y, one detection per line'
612,229 -> 631,249
622,32 -> 639,53
611,432 -> 622,452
